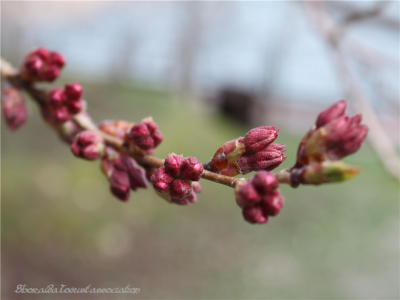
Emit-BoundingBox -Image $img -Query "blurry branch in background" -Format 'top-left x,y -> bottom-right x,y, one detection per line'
329,1 -> 400,33
340,1 -> 388,27
304,1 -> 400,181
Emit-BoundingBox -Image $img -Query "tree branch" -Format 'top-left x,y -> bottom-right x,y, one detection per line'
2,57 -> 294,188
303,1 -> 400,181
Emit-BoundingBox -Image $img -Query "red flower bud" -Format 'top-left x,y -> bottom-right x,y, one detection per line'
207,127 -> 283,176
128,118 -> 163,150
235,183 -> 261,208
261,191 -> 284,216
20,48 -> 65,82
316,100 -> 347,128
71,130 -> 104,160
236,145 -> 286,174
169,179 -> 192,202
46,84 -> 84,122
1,83 -> 28,131
35,48 -> 50,60
243,126 -> 279,153
109,170 -> 131,201
242,206 -> 268,224
48,52 -> 65,68
234,171 -> 283,224
181,157 -> 203,181
64,83 -> 82,101
66,100 -> 84,114
296,100 -> 368,166
39,65 -> 60,82
150,167 -> 174,193
113,155 -> 147,190
53,106 -> 71,122
24,55 -> 43,76
304,114 -> 368,162
164,153 -> 183,177
47,88 -> 66,107
251,171 -> 279,194
327,124 -> 368,160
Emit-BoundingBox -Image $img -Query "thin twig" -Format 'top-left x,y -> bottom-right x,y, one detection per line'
2,57 -> 287,188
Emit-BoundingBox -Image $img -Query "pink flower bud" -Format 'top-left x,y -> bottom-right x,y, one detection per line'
109,170 -> 131,201
328,125 -> 368,160
235,182 -> 261,208
78,130 -> 100,145
1,84 -> 28,131
305,114 -> 368,162
101,158 -> 114,177
35,48 -> 50,60
261,191 -> 284,216
251,171 -> 279,194
21,48 -> 65,82
234,171 -> 284,224
236,145 -> 286,174
243,126 -> 279,153
39,65 -> 60,82
128,118 -> 163,150
48,52 -> 65,68
296,100 -> 368,166
316,100 -> 347,128
242,206 -> 268,224
164,153 -> 184,177
53,106 -> 71,122
82,144 -> 103,160
71,130 -> 104,160
64,83 -> 82,101
143,120 -> 158,133
181,157 -> 203,181
24,55 -> 43,76
113,155 -> 147,190
66,100 -> 84,114
150,167 -> 174,193
47,88 -> 66,107
169,179 -> 192,202
151,130 -> 163,148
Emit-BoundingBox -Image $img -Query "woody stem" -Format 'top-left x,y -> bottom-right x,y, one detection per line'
1,57 -> 291,188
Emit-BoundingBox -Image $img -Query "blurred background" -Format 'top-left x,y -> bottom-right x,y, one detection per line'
1,1 -> 399,299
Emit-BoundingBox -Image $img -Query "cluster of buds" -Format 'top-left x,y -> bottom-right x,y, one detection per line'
71,130 -> 105,160
150,154 -> 203,205
235,171 -> 284,224
44,83 -> 85,123
1,81 -> 28,131
20,48 -> 65,82
292,100 -> 368,185
101,151 -> 148,201
205,126 -> 286,176
2,48 -> 374,227
127,117 -> 163,152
